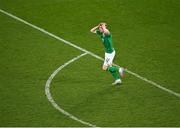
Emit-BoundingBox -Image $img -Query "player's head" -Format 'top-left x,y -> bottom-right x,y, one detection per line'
99,22 -> 107,27
98,22 -> 107,32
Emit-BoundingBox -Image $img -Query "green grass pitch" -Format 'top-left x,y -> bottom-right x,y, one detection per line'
0,0 -> 180,127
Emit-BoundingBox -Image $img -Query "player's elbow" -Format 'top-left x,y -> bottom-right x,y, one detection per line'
90,29 -> 96,33
104,29 -> 109,34
90,29 -> 93,33
90,28 -> 94,32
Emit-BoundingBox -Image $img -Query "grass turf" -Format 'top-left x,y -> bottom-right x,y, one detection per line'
0,0 -> 180,126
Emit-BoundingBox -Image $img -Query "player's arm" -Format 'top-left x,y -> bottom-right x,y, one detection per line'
103,28 -> 110,35
90,25 -> 99,33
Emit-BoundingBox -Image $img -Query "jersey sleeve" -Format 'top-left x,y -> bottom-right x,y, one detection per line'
96,29 -> 102,36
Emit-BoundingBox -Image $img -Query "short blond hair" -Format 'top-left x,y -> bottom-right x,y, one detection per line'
99,22 -> 107,26
99,22 -> 108,29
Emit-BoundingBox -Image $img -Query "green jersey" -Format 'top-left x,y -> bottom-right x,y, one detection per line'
96,30 -> 114,53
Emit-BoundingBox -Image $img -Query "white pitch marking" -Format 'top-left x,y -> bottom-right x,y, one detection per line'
45,52 -> 96,127
0,8 -> 179,98
0,8 -> 179,102
1,7 -> 180,127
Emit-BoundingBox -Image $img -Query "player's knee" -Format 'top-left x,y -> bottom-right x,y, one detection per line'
102,65 -> 108,70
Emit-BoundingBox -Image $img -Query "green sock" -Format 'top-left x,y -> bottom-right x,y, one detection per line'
107,66 -> 120,80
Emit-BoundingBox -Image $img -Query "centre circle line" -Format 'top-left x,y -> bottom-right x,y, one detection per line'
45,52 -> 97,127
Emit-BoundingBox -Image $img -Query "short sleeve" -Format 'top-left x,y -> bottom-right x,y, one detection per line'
96,29 -> 102,36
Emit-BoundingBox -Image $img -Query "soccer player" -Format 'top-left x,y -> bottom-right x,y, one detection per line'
90,22 -> 124,85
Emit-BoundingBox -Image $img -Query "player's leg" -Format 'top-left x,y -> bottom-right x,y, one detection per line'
107,66 -> 120,79
119,67 -> 125,77
108,50 -> 125,78
102,51 -> 116,71
102,51 -> 122,85
103,65 -> 121,84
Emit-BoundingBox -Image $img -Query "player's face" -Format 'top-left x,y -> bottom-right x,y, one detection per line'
102,23 -> 107,28
99,26 -> 104,33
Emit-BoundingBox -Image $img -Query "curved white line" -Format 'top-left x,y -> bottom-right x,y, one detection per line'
45,52 -> 96,127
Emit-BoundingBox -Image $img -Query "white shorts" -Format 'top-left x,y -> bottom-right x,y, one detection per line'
103,51 -> 115,67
